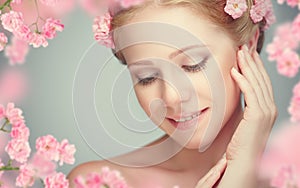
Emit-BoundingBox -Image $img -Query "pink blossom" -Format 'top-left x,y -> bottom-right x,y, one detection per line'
250,0 -> 267,23
263,0 -> 276,30
44,172 -> 69,188
12,0 -> 22,4
0,11 -> 24,32
16,164 -> 36,187
0,33 -> 8,52
0,158 -> 4,179
115,0 -> 144,8
224,0 -> 248,19
58,139 -> 76,166
93,12 -> 115,49
36,135 -> 60,161
100,167 -> 129,188
29,33 -> 48,48
5,37 -> 29,65
42,18 -> 64,39
276,49 -> 300,77
288,81 -> 300,122
270,165 -> 299,188
74,173 -> 103,188
4,102 -> 24,126
5,139 -> 31,163
29,153 -> 56,179
10,122 -> 30,141
13,24 -> 32,42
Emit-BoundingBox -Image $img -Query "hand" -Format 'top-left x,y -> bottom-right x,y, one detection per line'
195,155 -> 227,188
218,45 -> 278,187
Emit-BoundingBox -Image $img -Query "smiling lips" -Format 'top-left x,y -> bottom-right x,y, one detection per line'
167,107 -> 209,130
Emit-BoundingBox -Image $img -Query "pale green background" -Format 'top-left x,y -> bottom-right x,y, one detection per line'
0,2 -> 299,184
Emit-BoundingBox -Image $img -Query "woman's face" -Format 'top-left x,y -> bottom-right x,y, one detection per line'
115,5 -> 242,150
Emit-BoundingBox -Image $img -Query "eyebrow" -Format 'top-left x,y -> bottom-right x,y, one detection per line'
127,44 -> 206,68
168,45 -> 206,59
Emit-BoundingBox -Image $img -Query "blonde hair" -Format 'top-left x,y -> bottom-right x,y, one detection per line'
111,0 -> 266,64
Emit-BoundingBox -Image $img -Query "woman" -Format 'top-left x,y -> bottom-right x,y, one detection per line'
68,0 -> 278,187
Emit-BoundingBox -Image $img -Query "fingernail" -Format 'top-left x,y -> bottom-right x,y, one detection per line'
231,67 -> 238,73
243,45 -> 249,51
238,50 -> 244,59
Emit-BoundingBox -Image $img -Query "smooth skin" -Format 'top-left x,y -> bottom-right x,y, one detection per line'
68,5 -> 277,188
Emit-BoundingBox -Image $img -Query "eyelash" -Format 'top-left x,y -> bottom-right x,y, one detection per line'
137,57 -> 208,86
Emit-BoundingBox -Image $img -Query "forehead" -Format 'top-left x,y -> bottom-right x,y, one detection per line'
113,6 -> 235,64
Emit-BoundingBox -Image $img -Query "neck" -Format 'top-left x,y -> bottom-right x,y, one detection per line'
163,102 -> 244,174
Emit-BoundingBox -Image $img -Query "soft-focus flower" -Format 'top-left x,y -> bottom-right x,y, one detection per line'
58,139 -> 76,166
44,172 -> 69,188
28,33 -> 48,48
12,0 -> 22,4
0,33 -> 8,52
288,81 -> 300,122
29,153 -> 56,179
5,139 -> 31,163
16,164 -> 36,187
276,49 -> 300,77
115,0 -> 144,8
36,135 -> 60,161
42,18 -> 64,39
4,102 -> 24,126
93,12 -> 115,49
13,24 -> 32,42
78,0 -> 108,16
0,11 -> 24,32
224,0 -> 248,19
263,0 -> 276,30
74,172 -> 103,188
100,167 -> 129,188
10,122 -> 30,141
286,0 -> 300,9
5,36 -> 30,65
0,158 -> 4,179
250,0 -> 267,23
270,165 -> 299,188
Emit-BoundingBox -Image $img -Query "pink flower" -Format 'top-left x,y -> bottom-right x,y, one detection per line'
29,153 -> 56,179
29,33 -> 48,48
36,135 -> 60,161
0,11 -> 24,32
250,0 -> 267,23
10,122 -> 30,141
270,165 -> 299,188
93,12 -> 115,49
5,139 -> 31,163
44,172 -> 69,188
58,139 -> 76,166
16,164 -> 36,187
100,167 -> 129,188
0,33 -> 8,52
12,0 -> 22,4
263,0 -> 276,30
42,18 -> 64,39
5,37 -> 30,65
276,49 -> 300,77
4,102 -> 24,126
13,24 -> 32,42
74,173 -> 103,188
288,81 -> 300,122
115,0 -> 144,8
224,0 -> 248,19
0,158 -> 4,179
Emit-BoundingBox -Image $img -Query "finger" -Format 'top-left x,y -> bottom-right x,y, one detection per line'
195,156 -> 227,188
253,51 -> 275,103
242,46 -> 271,107
231,67 -> 259,109
238,47 -> 266,108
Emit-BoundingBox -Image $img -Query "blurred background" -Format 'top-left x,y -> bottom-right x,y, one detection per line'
0,0 -> 299,185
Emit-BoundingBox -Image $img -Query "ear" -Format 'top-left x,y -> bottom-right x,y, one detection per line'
246,27 -> 260,55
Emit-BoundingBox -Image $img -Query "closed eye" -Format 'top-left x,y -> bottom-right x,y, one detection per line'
137,72 -> 159,86
182,56 -> 208,73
